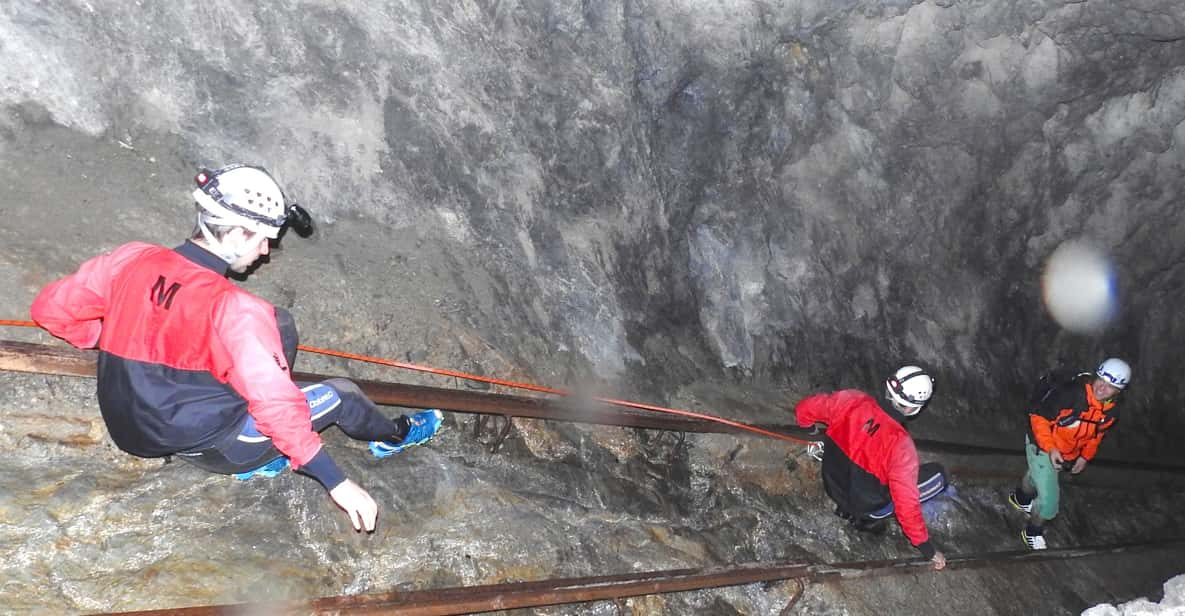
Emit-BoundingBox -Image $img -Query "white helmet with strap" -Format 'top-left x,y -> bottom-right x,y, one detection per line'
193,164 -> 288,239
1096,357 -> 1131,390
885,365 -> 934,415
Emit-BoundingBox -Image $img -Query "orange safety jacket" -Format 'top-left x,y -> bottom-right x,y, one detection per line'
1028,378 -> 1118,461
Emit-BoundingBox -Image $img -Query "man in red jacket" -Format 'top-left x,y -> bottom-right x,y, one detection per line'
31,163 -> 443,533
794,365 -> 947,571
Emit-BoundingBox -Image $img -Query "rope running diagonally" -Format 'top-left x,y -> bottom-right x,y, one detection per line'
1,318 -> 812,445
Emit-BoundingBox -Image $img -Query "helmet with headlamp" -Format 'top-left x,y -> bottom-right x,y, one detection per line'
885,365 -> 934,415
191,164 -> 313,263
193,164 -> 313,239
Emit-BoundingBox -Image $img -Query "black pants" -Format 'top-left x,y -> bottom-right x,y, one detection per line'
822,436 -> 892,518
822,436 -> 945,519
175,307 -> 400,474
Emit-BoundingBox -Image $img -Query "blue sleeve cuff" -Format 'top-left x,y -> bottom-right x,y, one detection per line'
296,448 -> 346,490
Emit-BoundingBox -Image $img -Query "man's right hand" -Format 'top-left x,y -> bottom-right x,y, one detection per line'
1049,448 -> 1065,468
931,550 -> 947,571
328,480 -> 378,532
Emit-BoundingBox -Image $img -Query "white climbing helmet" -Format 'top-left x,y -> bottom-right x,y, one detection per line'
1096,357 -> 1131,390
885,365 -> 934,413
193,164 -> 288,239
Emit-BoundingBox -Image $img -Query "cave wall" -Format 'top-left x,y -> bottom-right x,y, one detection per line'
5,3 -> 1185,456
3,1 -> 1185,613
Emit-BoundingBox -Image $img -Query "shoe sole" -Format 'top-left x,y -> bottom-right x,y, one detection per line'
233,457 -> 290,480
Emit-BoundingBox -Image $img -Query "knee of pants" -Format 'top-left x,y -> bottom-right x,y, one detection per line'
1036,492 -> 1060,520
1023,443 -> 1060,520
322,378 -> 374,411
324,377 -> 362,397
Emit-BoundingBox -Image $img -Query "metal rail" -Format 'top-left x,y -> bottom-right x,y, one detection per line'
6,339 -> 1185,612
3,340 -> 1184,473
0,340 -> 781,435
97,538 -> 1185,615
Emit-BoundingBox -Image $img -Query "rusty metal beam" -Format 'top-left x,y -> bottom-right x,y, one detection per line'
98,538 -> 1185,616
4,339 -> 1185,473
0,340 -> 789,435
321,371 -> 748,434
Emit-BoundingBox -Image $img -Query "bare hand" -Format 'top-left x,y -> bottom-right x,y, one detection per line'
328,480 -> 378,532
931,551 -> 946,571
1071,457 -> 1088,474
1049,449 -> 1065,468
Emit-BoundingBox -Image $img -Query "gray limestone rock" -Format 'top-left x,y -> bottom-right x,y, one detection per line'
2,1 -> 1185,613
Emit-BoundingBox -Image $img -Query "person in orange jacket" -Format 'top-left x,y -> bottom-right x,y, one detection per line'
1009,358 -> 1130,549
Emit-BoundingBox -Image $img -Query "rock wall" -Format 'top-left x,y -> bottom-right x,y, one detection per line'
2,1 -> 1185,613
4,1 -> 1185,452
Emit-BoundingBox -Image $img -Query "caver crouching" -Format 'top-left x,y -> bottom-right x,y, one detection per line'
793,365 -> 948,571
31,163 -> 444,532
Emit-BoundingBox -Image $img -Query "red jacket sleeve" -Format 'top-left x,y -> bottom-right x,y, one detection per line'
209,291 -> 324,469
886,437 -> 929,547
30,244 -> 152,348
794,390 -> 864,428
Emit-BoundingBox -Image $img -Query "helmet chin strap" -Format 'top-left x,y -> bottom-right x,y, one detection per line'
197,216 -> 249,264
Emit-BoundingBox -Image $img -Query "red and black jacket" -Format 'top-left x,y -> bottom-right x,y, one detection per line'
795,390 -> 935,558
31,241 -> 341,486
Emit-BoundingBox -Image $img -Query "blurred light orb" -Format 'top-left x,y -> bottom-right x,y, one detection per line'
1041,240 -> 1117,334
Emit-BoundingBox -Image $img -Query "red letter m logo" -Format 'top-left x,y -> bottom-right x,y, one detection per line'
150,276 -> 182,309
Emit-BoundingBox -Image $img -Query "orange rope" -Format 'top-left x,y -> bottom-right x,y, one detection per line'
301,345 -> 808,444
4,319 -> 809,445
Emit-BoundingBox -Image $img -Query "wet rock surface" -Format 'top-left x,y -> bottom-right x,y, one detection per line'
2,1 -> 1185,614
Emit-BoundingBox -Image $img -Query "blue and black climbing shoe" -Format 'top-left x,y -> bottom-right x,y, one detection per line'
233,456 -> 290,481
369,409 -> 444,459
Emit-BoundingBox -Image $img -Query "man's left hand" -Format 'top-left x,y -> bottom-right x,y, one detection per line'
329,479 -> 379,532
1071,457 -> 1088,474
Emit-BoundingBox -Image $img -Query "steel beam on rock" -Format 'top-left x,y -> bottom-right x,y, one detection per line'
0,340 -> 787,435
96,538 -> 1185,615
3,339 -> 1184,473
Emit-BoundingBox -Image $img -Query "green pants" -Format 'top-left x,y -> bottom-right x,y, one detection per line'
1023,435 -> 1060,521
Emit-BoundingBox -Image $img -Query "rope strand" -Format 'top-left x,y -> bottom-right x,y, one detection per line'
4,319 -> 809,445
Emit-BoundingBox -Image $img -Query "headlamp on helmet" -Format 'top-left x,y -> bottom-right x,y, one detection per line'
885,365 -> 934,414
